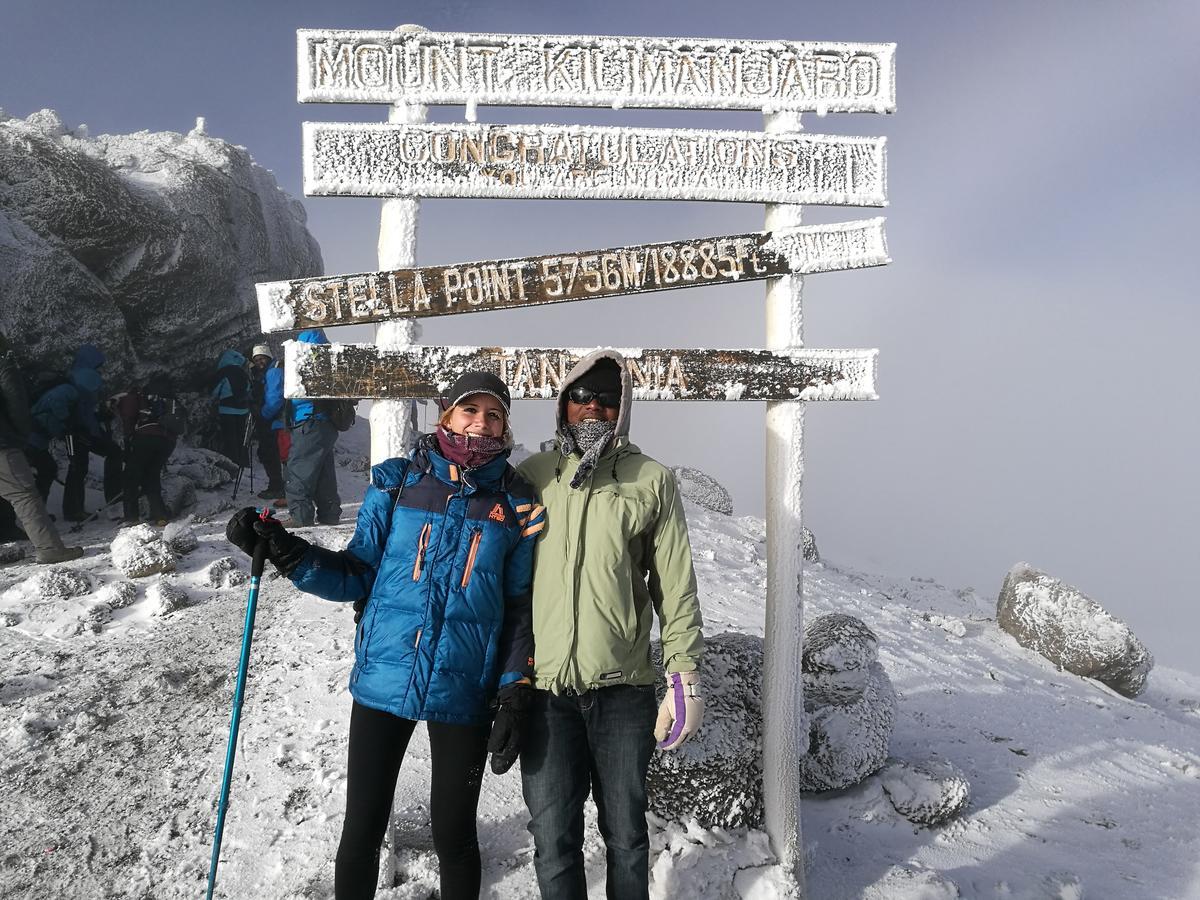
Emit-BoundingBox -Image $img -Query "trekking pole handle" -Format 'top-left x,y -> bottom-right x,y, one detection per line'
250,507 -> 274,578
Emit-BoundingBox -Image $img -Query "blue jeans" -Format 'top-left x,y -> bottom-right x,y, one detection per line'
520,685 -> 657,900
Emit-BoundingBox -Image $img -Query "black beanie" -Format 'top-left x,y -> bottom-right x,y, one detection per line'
444,371 -> 511,413
569,358 -> 622,395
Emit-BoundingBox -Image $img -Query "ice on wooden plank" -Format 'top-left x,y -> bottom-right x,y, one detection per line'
255,218 -> 889,333
297,30 -> 896,113
303,122 -> 887,206
763,217 -> 889,273
282,342 -> 878,402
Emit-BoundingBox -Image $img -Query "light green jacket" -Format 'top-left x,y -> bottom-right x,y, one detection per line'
518,345 -> 704,695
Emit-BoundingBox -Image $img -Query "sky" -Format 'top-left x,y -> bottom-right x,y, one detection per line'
2,0 -> 1197,671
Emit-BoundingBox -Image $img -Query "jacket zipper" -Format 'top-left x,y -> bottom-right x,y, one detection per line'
412,522 -> 431,581
461,529 -> 482,588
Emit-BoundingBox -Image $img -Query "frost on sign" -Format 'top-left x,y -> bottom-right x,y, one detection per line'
303,123 -> 887,205
297,30 -> 896,113
257,219 -> 890,332
283,342 -> 878,403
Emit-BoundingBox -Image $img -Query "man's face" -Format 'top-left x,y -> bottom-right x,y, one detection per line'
564,385 -> 620,424
252,355 -> 270,370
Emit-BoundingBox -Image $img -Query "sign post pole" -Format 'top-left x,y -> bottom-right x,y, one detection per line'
762,108 -> 807,887
370,24 -> 427,467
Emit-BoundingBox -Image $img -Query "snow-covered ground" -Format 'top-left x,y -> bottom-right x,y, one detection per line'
2,421 -> 1198,899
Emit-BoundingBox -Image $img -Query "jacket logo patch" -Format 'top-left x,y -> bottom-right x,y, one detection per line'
488,503 -> 506,523
598,670 -> 623,681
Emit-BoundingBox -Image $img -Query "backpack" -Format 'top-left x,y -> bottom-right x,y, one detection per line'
286,397 -> 357,432
213,365 -> 249,408
322,398 -> 358,432
23,369 -> 68,405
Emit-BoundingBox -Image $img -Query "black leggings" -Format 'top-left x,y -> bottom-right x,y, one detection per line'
335,702 -> 490,900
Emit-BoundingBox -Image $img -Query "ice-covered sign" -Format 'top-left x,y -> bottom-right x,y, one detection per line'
283,342 -> 878,402
257,219 -> 889,332
297,30 -> 896,114
303,122 -> 887,205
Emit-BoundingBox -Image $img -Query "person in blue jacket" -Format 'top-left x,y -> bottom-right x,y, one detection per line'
62,344 -> 123,521
211,348 -> 250,467
226,371 -> 542,900
282,328 -> 341,525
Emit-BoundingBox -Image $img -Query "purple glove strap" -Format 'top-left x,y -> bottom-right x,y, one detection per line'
658,673 -> 687,748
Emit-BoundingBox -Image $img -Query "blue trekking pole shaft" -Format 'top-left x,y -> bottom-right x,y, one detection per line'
205,530 -> 270,900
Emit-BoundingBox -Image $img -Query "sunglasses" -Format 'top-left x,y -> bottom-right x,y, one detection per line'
567,386 -> 621,409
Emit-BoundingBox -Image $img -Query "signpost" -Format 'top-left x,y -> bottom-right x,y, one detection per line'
283,342 -> 877,403
269,24 -> 895,893
304,121 -> 886,205
257,218 -> 889,332
298,30 -> 895,113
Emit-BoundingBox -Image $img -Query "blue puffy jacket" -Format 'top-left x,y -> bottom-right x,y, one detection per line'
286,329 -> 329,425
258,362 -> 286,431
68,344 -> 105,438
212,349 -> 249,415
28,382 -> 80,449
290,440 -> 543,725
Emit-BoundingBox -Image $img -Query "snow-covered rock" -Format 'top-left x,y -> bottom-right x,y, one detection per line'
96,580 -> 138,610
205,556 -> 247,589
147,577 -> 188,616
0,109 -> 322,387
0,542 -> 25,565
646,633 -> 764,828
671,466 -> 734,515
880,758 -> 971,826
22,566 -> 93,602
163,521 -> 198,556
77,601 -> 113,635
111,525 -> 176,578
800,613 -> 896,792
997,563 -> 1153,697
802,526 -> 819,563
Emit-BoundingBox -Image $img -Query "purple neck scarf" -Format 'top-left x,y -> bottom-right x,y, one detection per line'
435,426 -> 508,470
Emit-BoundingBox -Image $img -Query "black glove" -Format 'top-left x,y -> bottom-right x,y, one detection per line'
487,683 -> 532,775
225,507 -> 311,576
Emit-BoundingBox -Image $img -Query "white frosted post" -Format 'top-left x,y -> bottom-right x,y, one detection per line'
370,24 -> 427,466
762,108 -> 806,890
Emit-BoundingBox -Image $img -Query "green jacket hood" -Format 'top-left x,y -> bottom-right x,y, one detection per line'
555,348 -> 632,445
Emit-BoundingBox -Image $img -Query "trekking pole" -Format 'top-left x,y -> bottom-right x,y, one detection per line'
68,492 -> 124,533
205,508 -> 272,900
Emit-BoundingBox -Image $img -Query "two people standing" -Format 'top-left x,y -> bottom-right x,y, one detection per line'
226,350 -> 705,899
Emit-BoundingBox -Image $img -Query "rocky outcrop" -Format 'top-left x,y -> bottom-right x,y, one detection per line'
997,563 -> 1153,697
646,633 -> 764,829
645,615 -> 897,824
800,613 -> 896,792
671,466 -> 733,515
0,109 -> 322,388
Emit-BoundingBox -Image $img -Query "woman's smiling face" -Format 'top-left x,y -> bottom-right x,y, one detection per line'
447,393 -> 506,438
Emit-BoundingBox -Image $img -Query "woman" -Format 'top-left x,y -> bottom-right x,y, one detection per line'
227,371 -> 541,900
115,372 -> 183,525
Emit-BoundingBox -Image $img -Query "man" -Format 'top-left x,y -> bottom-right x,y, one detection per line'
276,329 -> 340,526
211,348 -> 250,467
516,349 -> 705,899
248,344 -> 286,502
0,330 -> 83,563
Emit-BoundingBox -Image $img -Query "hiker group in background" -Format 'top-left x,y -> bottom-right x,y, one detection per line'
0,333 -> 305,563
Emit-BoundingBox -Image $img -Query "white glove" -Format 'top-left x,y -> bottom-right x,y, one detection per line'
654,671 -> 704,751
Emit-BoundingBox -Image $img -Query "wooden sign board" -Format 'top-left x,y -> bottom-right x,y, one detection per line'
303,122 -> 887,206
297,30 -> 896,114
283,342 -> 877,403
257,218 -> 889,332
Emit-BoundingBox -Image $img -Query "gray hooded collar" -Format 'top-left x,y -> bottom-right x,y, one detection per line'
555,347 -> 633,453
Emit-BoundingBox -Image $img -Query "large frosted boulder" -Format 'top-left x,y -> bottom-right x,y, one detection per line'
881,758 -> 971,826
0,109 -> 322,388
111,525 -> 176,578
646,633 -> 763,829
800,613 -> 896,792
997,563 -> 1153,697
645,616 -> 897,824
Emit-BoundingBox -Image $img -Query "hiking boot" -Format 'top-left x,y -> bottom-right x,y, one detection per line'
62,511 -> 90,523
257,487 -> 286,500
36,545 -> 85,564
